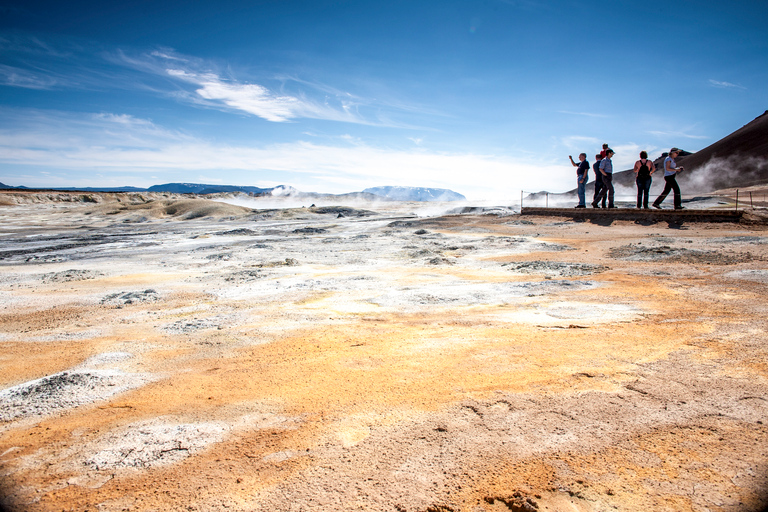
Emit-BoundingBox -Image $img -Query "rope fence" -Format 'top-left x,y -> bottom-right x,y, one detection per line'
519,189 -> 760,211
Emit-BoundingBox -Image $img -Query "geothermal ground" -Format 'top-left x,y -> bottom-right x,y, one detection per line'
0,192 -> 767,512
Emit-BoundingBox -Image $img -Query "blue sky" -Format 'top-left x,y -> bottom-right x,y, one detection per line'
1,0 -> 766,199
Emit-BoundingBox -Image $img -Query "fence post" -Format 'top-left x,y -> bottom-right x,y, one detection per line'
736,190 -> 739,211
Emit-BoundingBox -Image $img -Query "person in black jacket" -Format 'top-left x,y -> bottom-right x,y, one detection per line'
633,151 -> 655,209
569,153 -> 590,208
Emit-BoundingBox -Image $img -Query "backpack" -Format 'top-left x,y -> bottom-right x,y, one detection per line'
638,160 -> 651,177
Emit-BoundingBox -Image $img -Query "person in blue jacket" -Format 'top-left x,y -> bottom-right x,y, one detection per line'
592,148 -> 615,208
592,154 -> 606,208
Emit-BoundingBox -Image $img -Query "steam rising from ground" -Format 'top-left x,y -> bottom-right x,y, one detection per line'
685,155 -> 768,193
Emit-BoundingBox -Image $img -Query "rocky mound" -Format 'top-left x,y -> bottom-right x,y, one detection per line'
85,198 -> 255,220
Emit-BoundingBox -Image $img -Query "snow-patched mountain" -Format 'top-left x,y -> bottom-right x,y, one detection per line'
269,185 -> 299,196
147,183 -> 273,195
363,186 -> 466,202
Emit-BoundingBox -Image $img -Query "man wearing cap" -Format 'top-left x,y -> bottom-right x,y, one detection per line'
652,148 -> 685,210
592,154 -> 606,208
592,148 -> 615,208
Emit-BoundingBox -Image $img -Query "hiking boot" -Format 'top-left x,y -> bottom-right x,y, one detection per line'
652,204 -> 662,209
575,204 -> 586,208
674,206 -> 685,210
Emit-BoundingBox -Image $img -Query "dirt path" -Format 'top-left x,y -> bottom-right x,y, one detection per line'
1,196 -> 767,511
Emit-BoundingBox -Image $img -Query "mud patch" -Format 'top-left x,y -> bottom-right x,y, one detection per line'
503,261 -> 608,277
608,243 -> 757,264
163,317 -> 224,334
293,227 -> 329,234
100,289 -> 160,306
40,269 -> 103,283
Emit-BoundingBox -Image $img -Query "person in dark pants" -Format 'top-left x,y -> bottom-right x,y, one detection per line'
592,149 -> 615,208
592,154 -> 606,208
569,153 -> 590,208
652,147 -> 685,209
633,150 -> 655,209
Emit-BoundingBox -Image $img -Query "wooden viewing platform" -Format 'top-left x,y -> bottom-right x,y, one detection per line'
520,207 -> 743,223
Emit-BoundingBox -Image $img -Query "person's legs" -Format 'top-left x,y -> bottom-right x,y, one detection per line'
642,177 -> 652,208
643,176 -> 653,208
605,174 -> 615,207
593,179 -> 603,206
577,177 -> 586,206
670,176 -> 682,208
653,176 -> 674,207
636,178 -> 643,208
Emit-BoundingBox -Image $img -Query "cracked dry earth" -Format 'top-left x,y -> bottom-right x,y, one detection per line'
1,195 -> 768,512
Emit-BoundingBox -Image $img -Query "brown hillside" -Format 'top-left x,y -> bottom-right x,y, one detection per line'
677,110 -> 768,172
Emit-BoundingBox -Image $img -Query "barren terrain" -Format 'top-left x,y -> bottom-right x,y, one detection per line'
1,192 -> 767,512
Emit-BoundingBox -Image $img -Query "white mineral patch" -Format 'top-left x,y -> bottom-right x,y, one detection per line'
369,280 -> 599,309
724,269 -> 768,282
484,301 -> 643,325
79,351 -> 134,368
0,368 -> 152,423
84,420 -> 228,470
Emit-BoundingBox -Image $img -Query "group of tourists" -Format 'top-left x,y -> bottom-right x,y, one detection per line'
568,144 -> 685,209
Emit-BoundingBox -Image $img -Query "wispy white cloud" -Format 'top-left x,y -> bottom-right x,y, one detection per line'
558,110 -> 610,118
708,79 -> 746,90
0,109 -> 566,199
0,64 -> 58,89
562,135 -> 601,150
1,37 -> 430,128
166,69 -> 307,123
648,130 -> 709,140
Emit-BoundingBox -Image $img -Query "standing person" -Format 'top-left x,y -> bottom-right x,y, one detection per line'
633,151 -> 655,209
592,154 -> 606,208
569,153 -> 590,208
652,147 -> 685,209
592,148 -> 615,208
600,143 -> 609,160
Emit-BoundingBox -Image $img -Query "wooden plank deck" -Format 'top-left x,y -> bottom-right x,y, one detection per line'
520,207 -> 743,223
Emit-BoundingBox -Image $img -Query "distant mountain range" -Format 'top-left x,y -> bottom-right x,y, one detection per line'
0,182 -> 467,202
363,186 -> 466,202
145,183 -> 274,195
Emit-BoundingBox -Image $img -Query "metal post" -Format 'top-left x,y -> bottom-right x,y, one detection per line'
750,192 -> 753,208
546,193 -> 549,208
736,190 -> 739,211
521,190 -> 523,210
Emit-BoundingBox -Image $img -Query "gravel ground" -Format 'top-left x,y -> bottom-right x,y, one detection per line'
0,193 -> 767,512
